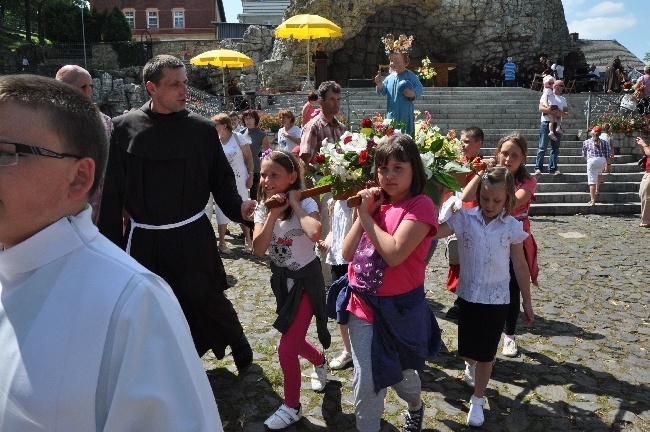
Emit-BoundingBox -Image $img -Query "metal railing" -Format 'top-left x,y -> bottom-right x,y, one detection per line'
584,91 -> 648,128
44,43 -> 93,59
186,86 -> 353,126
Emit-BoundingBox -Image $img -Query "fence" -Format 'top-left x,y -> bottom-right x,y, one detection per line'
0,15 -> 38,34
186,86 -> 353,119
584,92 -> 649,129
44,42 -> 93,59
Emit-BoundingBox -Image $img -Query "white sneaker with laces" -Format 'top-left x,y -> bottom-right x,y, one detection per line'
311,359 -> 327,391
467,395 -> 485,427
533,169 -> 541,175
502,337 -> 518,357
264,404 -> 302,430
464,362 -> 476,388
329,351 -> 352,370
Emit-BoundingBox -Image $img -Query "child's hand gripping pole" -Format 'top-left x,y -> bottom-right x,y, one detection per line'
263,184 -> 332,209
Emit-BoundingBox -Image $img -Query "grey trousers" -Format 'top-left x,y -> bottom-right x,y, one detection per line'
348,313 -> 421,432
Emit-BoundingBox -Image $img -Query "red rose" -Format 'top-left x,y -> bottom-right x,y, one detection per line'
314,154 -> 326,164
361,118 -> 372,128
344,135 -> 353,144
386,128 -> 394,136
358,149 -> 369,166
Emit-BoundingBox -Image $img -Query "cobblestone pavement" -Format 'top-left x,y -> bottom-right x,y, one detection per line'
202,214 -> 650,432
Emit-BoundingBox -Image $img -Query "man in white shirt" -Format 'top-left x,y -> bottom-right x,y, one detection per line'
0,75 -> 223,431
534,80 -> 569,175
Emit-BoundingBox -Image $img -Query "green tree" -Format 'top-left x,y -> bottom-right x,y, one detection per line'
644,52 -> 650,65
42,0 -> 80,42
101,6 -> 131,42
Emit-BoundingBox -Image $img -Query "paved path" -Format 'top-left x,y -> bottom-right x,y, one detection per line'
203,214 -> 650,432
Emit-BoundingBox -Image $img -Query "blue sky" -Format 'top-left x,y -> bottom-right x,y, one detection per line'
222,0 -> 648,63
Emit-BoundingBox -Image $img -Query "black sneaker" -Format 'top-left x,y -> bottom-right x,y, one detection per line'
403,403 -> 424,432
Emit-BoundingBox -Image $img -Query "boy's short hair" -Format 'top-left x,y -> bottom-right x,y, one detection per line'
0,74 -> 108,196
462,126 -> 484,143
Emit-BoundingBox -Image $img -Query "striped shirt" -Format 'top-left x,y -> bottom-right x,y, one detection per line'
582,138 -> 612,159
299,112 -> 347,159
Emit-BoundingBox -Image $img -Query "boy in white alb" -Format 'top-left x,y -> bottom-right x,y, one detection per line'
0,75 -> 223,431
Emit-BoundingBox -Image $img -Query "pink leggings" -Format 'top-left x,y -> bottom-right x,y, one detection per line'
278,292 -> 324,408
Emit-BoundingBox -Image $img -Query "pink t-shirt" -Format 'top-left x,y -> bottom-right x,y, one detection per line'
347,194 -> 438,322
511,176 -> 537,220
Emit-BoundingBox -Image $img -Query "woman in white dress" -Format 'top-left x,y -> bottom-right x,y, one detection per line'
211,113 -> 255,254
277,109 -> 302,152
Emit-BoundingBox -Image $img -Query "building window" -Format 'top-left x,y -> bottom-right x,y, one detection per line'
124,11 -> 134,28
173,10 -> 184,28
147,11 -> 158,29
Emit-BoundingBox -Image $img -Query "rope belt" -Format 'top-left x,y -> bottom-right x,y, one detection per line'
126,210 -> 206,255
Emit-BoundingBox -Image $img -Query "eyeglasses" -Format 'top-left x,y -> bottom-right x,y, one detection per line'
0,142 -> 82,167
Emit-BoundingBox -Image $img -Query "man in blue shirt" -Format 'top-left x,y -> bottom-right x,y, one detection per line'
503,57 -> 517,87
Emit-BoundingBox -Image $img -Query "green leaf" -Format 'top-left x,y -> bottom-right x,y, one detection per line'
425,180 -> 443,206
315,175 -> 332,187
431,171 -> 461,191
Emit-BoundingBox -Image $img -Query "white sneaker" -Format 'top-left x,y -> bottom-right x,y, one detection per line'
533,169 -> 541,175
502,337 -> 518,357
264,404 -> 302,430
311,359 -> 327,391
467,395 -> 485,427
464,362 -> 476,388
329,351 -> 352,370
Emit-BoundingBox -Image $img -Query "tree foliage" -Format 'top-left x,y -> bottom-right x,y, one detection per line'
101,6 -> 131,42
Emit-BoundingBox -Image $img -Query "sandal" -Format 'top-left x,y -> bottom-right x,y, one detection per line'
243,241 -> 253,254
219,244 -> 232,255
640,223 -> 650,228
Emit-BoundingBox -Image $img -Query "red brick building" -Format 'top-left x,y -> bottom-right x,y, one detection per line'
89,0 -> 226,39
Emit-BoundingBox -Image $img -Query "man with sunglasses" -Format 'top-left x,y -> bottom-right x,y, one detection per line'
0,75 -> 223,430
56,64 -> 113,224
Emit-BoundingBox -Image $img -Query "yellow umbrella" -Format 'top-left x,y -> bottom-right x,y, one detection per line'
190,49 -> 254,98
274,14 -> 342,87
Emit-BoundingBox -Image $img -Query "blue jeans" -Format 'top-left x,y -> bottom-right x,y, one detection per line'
535,121 -> 561,173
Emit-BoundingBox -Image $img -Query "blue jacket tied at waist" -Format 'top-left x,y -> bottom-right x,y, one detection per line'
326,275 -> 441,392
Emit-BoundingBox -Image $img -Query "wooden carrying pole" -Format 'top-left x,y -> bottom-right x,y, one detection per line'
264,184 -> 332,209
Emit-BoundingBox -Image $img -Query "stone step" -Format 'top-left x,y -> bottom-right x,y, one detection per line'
535,191 -> 639,204
536,181 -> 640,193
529,202 -> 640,215
532,171 -> 644,181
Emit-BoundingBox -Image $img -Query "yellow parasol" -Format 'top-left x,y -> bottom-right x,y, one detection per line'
190,49 -> 254,98
274,14 -> 342,87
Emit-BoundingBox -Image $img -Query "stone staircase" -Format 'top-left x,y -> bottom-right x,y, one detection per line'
339,87 -> 644,216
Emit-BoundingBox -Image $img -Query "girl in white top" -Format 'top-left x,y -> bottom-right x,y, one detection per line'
252,150 -> 328,430
277,109 -> 302,152
434,167 -> 534,428
316,198 -> 355,370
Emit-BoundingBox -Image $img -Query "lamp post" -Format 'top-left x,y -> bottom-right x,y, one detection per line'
80,1 -> 87,69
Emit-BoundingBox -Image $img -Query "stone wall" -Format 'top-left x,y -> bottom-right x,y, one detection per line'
265,0 -> 573,87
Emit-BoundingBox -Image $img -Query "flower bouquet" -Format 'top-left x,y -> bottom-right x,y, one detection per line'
416,56 -> 437,86
414,111 -> 471,204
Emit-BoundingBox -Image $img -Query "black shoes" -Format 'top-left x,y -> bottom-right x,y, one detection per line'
231,334 -> 253,373
403,403 -> 425,432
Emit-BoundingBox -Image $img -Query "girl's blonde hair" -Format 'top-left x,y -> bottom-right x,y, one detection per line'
476,167 -> 517,216
258,150 -> 304,220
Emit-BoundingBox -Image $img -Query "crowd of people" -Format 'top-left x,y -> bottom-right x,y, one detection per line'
1,35 -> 647,432
467,55 -> 565,89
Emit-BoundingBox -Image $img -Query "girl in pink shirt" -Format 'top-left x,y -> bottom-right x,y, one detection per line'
341,135 -> 440,432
